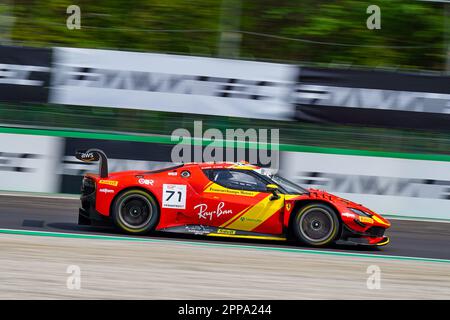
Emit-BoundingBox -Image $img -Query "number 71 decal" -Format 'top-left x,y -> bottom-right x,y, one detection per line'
162,184 -> 187,209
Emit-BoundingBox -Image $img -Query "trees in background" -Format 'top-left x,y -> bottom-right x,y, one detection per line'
7,0 -> 447,71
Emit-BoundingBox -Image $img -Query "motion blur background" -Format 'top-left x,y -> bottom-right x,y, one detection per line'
1,0 -> 450,220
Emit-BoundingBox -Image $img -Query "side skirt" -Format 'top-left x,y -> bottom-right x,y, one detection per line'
159,225 -> 287,241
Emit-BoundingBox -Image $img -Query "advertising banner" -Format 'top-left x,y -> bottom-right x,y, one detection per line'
50,48 -> 297,120
0,46 -> 52,103
294,67 -> 450,130
0,133 -> 62,192
280,151 -> 450,220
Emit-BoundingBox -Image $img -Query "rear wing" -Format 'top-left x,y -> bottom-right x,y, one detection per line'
75,149 -> 109,178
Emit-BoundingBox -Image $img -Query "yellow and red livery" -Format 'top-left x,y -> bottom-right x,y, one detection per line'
77,150 -> 390,247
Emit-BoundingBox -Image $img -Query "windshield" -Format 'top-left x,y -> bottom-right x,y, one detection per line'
254,168 -> 308,194
268,174 -> 308,194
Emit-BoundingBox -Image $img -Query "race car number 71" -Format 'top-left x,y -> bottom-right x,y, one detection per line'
162,184 -> 187,209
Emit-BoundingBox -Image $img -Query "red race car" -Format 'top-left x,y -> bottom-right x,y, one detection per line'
76,149 -> 390,247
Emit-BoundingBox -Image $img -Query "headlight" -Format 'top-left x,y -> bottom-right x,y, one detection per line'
349,208 -> 372,217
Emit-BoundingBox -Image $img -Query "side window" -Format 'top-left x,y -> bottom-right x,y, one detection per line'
204,169 -> 268,192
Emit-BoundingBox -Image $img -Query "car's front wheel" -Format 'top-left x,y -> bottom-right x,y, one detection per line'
292,203 -> 340,247
111,189 -> 159,235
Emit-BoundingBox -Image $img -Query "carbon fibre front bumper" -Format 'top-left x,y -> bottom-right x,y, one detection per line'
336,236 -> 390,246
337,224 -> 389,246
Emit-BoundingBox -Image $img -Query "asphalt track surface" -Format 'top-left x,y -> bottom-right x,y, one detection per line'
0,194 -> 449,261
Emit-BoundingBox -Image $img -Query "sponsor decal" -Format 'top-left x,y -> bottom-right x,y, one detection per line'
181,170 -> 191,178
80,152 -> 94,160
99,188 -> 114,194
204,184 -> 259,197
138,178 -> 154,186
194,202 -> 233,220
163,184 -> 187,209
239,216 -> 262,224
183,225 -> 211,235
76,151 -> 99,162
168,171 -> 178,176
217,228 -> 236,235
99,179 -> 118,187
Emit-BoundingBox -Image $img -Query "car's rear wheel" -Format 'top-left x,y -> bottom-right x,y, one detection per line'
293,203 -> 340,247
111,189 -> 159,235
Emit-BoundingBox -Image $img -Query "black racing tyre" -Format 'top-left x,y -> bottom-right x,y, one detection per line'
292,203 -> 340,247
111,189 -> 159,235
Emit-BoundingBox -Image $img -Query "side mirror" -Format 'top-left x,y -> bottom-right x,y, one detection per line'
266,184 -> 280,200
